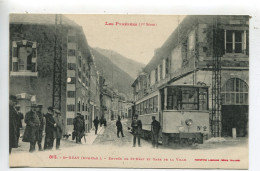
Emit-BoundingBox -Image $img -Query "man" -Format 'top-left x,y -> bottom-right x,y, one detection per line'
151,116 -> 161,148
44,106 -> 56,150
116,117 -> 125,138
14,105 -> 24,144
131,115 -> 142,147
36,104 -> 45,151
73,113 -> 85,144
93,116 -> 99,135
9,95 -> 19,154
53,110 -> 64,149
23,104 -> 40,152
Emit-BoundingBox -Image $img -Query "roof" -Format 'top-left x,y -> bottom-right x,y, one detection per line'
10,14 -> 79,27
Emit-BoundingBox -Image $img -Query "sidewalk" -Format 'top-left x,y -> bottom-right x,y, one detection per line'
66,125 -> 105,145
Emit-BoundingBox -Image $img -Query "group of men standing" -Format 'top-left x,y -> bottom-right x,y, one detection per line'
9,95 -> 64,154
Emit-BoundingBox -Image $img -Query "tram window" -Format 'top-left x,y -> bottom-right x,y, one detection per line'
167,88 -> 178,110
140,102 -> 143,115
180,87 -> 198,110
144,101 -> 147,114
136,104 -> 140,115
153,96 -> 158,112
149,98 -> 153,113
199,88 -> 208,110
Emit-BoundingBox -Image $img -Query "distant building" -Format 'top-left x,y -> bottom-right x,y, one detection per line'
9,14 -> 101,133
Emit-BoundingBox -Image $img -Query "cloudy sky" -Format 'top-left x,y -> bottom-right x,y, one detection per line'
66,14 -> 185,65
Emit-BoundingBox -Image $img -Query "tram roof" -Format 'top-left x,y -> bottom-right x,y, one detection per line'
158,84 -> 209,89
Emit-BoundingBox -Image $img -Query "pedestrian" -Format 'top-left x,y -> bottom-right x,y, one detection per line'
36,104 -> 45,151
14,105 -> 24,144
44,106 -> 56,150
53,110 -> 64,149
103,118 -> 107,127
93,116 -> 99,135
131,115 -> 142,147
9,95 -> 19,154
116,117 -> 125,138
23,104 -> 40,152
73,113 -> 85,144
151,116 -> 161,148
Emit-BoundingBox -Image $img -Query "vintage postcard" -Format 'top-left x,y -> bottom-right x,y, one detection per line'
9,14 -> 249,169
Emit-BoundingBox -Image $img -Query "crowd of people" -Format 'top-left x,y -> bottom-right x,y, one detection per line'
9,95 -> 65,153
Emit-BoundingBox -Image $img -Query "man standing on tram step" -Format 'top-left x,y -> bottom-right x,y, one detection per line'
44,106 -> 56,150
73,113 -> 85,144
151,116 -> 161,148
53,109 -> 64,149
36,104 -> 45,151
131,115 -> 142,147
23,104 -> 40,152
14,105 -> 24,144
116,117 -> 125,138
93,116 -> 99,135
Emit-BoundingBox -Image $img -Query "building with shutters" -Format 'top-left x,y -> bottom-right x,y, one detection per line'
9,14 -> 101,134
132,15 -> 249,137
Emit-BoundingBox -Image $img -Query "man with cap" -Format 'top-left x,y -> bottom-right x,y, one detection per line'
23,103 -> 40,152
44,106 -> 56,150
9,95 -> 18,154
36,104 -> 45,151
73,112 -> 85,144
151,116 -> 161,148
14,104 -> 24,145
53,109 -> 64,149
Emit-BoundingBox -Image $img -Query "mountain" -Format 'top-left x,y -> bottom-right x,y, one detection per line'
90,48 -> 134,99
93,47 -> 145,79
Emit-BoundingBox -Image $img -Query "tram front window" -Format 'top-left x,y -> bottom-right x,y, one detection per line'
166,86 -> 208,111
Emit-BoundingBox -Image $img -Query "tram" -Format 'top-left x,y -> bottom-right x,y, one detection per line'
134,84 -> 210,145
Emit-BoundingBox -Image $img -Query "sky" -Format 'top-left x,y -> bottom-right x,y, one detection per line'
66,14 -> 185,65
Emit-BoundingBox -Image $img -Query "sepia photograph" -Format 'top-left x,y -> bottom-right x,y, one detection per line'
7,13 -> 250,169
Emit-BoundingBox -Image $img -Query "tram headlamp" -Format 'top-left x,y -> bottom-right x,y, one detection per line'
178,126 -> 185,132
185,119 -> 193,126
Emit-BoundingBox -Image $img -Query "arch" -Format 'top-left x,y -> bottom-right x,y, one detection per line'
221,78 -> 248,105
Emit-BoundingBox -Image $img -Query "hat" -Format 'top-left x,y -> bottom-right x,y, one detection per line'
37,104 -> 43,108
48,106 -> 54,111
15,105 -> 21,108
55,109 -> 61,114
77,112 -> 81,115
10,95 -> 17,101
31,104 -> 37,108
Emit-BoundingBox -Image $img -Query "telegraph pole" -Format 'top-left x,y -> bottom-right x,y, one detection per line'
52,14 -> 63,110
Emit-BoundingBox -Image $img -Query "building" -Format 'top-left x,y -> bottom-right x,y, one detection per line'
101,86 -> 113,121
9,14 -> 100,133
132,15 -> 249,137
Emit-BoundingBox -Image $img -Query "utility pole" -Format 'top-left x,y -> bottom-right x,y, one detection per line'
211,16 -> 222,137
52,14 -> 63,110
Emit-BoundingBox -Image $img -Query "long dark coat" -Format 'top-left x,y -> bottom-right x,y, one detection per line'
151,120 -> 161,135
9,105 -> 18,148
53,115 -> 64,139
131,119 -> 142,135
23,110 -> 40,142
45,113 -> 56,138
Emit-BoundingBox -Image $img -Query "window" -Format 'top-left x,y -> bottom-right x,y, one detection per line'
67,91 -> 75,98
68,63 -> 76,70
78,56 -> 82,67
153,96 -> 158,113
166,86 -> 208,111
68,49 -> 76,56
78,68 -> 82,80
67,118 -> 73,125
67,105 -> 75,111
221,78 -> 248,105
68,36 -> 76,43
165,58 -> 170,75
159,64 -> 163,79
140,102 -> 143,115
11,40 -> 37,74
155,68 -> 158,82
226,30 -> 246,54
78,101 -> 81,112
82,103 -> 85,111
86,104 -> 88,112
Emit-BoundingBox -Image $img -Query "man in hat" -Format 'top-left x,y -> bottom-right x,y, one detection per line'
151,116 -> 161,148
53,109 -> 64,150
14,104 -> 24,145
116,116 -> 125,138
9,95 -> 18,154
44,106 -> 56,150
36,104 -> 45,151
73,112 -> 85,143
23,103 -> 40,152
93,116 -> 99,135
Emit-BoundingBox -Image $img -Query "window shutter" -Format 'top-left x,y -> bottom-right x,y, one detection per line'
246,30 -> 249,55
12,42 -> 18,71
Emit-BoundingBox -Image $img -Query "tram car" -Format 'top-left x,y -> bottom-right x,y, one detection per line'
134,84 -> 209,145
